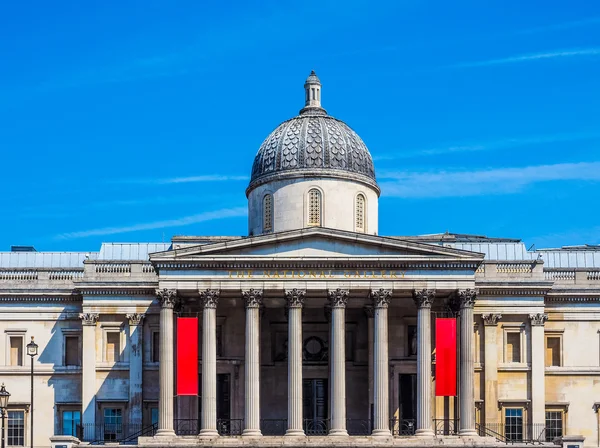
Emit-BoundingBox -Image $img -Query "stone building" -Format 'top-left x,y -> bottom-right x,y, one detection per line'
1,72 -> 599,447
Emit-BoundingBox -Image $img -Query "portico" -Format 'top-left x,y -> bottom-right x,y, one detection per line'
142,227 -> 484,442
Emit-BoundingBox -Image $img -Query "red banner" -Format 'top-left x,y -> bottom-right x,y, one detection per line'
176,317 -> 198,396
435,318 -> 457,396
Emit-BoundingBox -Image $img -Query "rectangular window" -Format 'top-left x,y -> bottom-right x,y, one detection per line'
504,408 -> 523,441
62,410 -> 81,437
506,332 -> 521,363
9,337 -> 23,366
545,411 -> 563,441
106,332 -> 120,363
546,337 -> 561,367
7,410 -> 25,446
103,408 -> 123,441
152,331 -> 160,363
65,336 -> 80,366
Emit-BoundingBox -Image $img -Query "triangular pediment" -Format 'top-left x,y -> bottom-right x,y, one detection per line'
151,227 -> 483,262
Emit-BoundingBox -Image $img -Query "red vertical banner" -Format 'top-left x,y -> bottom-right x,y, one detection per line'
435,318 -> 457,396
176,317 -> 198,396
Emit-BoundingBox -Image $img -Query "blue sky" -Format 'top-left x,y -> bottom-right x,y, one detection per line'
1,0 -> 599,251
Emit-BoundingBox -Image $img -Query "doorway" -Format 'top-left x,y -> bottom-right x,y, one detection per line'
398,374 -> 417,434
303,379 -> 328,435
197,374 -> 233,434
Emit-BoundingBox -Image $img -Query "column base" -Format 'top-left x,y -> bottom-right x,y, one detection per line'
154,428 -> 176,437
198,429 -> 219,438
459,429 -> 479,437
285,429 -> 305,437
414,428 -> 435,437
242,429 -> 262,437
328,429 -> 349,436
371,429 -> 392,437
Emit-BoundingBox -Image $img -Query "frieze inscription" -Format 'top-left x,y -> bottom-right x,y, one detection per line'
227,269 -> 405,279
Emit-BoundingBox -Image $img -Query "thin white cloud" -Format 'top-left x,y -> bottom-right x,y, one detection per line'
450,48 -> 600,68
55,207 -> 247,239
379,161 -> 600,198
374,132 -> 600,161
114,175 -> 249,185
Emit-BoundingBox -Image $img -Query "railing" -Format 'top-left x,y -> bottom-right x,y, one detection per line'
71,423 -> 156,443
434,418 -> 459,436
48,270 -> 85,280
217,418 -> 243,436
588,271 -> 600,281
389,417 -> 416,436
303,418 -> 329,435
346,418 -> 371,435
544,270 -> 575,281
0,270 -> 38,280
497,263 -> 534,274
95,263 -> 131,273
174,418 -> 198,435
260,418 -> 287,436
475,423 -> 547,444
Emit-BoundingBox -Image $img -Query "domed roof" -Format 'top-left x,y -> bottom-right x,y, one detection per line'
247,71 -> 378,195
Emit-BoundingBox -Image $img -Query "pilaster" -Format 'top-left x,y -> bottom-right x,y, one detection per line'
482,314 -> 501,425
126,313 -> 145,428
529,313 -> 548,428
80,312 -> 99,441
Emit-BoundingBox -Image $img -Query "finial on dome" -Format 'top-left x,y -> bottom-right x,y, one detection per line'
300,70 -> 326,115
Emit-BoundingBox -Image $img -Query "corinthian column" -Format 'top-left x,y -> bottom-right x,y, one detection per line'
285,289 -> 306,436
199,289 -> 220,438
482,314 -> 501,425
413,289 -> 435,437
529,313 -> 548,431
328,288 -> 349,436
80,312 -> 99,441
242,289 -> 263,437
371,289 -> 392,437
364,305 -> 375,427
126,313 -> 145,429
156,289 -> 177,437
458,289 -> 477,436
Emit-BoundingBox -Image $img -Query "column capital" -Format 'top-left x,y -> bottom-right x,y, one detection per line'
328,288 -> 349,308
458,288 -> 477,309
371,288 -> 392,308
482,313 -> 502,326
529,313 -> 548,326
242,289 -> 263,308
413,289 -> 435,309
285,288 -> 306,308
199,289 -> 220,309
127,313 -> 145,326
363,304 -> 375,318
156,289 -> 178,309
79,312 -> 99,326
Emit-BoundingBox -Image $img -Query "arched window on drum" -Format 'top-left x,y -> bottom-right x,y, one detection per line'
355,194 -> 366,233
263,194 -> 273,233
307,189 -> 322,226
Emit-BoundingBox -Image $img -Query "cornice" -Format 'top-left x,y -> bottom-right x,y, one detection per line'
77,288 -> 157,296
546,296 -> 600,303
0,294 -> 81,303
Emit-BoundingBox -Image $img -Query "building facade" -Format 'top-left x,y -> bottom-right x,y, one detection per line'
1,72 -> 599,447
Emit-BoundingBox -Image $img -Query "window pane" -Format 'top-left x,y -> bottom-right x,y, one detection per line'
8,411 -> 25,446
103,408 -> 122,441
308,189 -> 321,226
65,336 -> 80,366
545,411 -> 563,441
506,333 -> 521,363
546,337 -> 561,367
504,408 -> 523,441
106,332 -> 120,363
10,337 -> 23,366
263,194 -> 273,232
151,408 -> 159,425
62,410 -> 81,436
355,194 -> 365,232
152,332 -> 160,363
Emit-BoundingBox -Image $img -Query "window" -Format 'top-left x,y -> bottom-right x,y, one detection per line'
263,194 -> 273,233
506,332 -> 521,363
65,336 -> 80,366
7,410 -> 24,446
504,408 -> 523,441
151,408 -> 159,426
9,336 -> 23,366
152,331 -> 160,363
355,194 -> 365,232
545,410 -> 563,441
546,336 -> 561,367
105,332 -> 121,363
103,408 -> 123,441
308,189 -> 322,226
62,410 -> 81,437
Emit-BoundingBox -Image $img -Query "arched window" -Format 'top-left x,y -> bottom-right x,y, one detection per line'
355,194 -> 366,232
308,189 -> 322,226
263,194 -> 273,233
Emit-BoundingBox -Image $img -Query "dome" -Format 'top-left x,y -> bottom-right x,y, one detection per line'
246,71 -> 379,196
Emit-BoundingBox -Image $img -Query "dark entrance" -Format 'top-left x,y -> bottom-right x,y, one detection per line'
303,378 -> 328,435
398,374 -> 417,435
